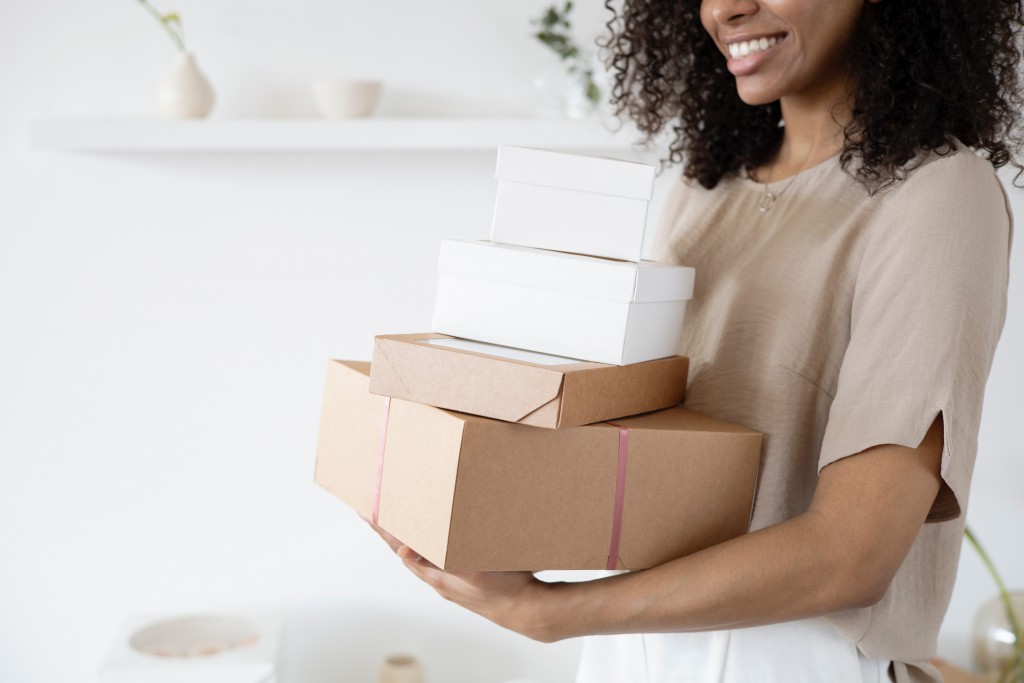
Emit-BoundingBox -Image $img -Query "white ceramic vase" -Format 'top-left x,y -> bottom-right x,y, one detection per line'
157,51 -> 214,119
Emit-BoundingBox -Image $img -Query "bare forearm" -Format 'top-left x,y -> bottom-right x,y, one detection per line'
534,425 -> 947,642
541,510 -> 876,641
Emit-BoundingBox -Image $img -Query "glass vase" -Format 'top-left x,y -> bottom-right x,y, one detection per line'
973,590 -> 1024,682
532,55 -> 605,120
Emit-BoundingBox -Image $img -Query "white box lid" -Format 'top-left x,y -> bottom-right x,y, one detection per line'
495,145 -> 655,200
437,240 -> 694,304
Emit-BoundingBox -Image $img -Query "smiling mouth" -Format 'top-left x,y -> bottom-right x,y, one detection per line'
726,35 -> 785,60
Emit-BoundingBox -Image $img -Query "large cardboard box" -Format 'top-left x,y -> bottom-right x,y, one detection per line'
369,333 -> 689,429
491,146 -> 655,262
316,360 -> 762,571
432,240 -> 695,365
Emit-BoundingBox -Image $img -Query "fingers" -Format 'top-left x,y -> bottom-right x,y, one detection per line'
396,545 -> 421,563
398,545 -> 441,571
360,515 -> 445,586
398,545 -> 450,594
360,512 -> 405,553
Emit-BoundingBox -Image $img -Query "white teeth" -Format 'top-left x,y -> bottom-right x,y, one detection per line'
727,36 -> 780,59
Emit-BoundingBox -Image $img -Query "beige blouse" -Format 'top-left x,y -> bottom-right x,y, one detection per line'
652,144 -> 1012,682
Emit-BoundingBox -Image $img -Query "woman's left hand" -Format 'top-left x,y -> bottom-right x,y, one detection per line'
365,517 -> 564,642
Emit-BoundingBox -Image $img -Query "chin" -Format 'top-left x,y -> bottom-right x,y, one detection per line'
735,85 -> 779,107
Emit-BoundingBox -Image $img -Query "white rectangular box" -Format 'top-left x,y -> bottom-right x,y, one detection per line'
432,240 -> 695,365
490,146 -> 655,262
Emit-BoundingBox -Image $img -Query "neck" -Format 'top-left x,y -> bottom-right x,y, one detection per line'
766,77 -> 854,182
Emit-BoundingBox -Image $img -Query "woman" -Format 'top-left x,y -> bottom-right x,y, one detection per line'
371,1 -> 1020,681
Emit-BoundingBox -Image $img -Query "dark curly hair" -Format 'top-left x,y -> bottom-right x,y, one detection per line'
601,0 -> 1024,191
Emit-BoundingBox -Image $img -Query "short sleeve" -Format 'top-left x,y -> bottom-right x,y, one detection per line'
817,149 -> 1012,521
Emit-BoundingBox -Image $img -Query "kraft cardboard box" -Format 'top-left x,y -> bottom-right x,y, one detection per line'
369,333 -> 689,429
491,146 -> 655,262
432,240 -> 696,365
316,360 -> 762,571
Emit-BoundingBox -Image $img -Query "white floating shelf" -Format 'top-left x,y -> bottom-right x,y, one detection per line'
30,118 -> 655,153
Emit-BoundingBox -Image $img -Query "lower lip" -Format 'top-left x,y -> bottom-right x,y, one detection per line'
727,37 -> 785,76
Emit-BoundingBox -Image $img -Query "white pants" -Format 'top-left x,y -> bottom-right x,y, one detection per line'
576,617 -> 890,683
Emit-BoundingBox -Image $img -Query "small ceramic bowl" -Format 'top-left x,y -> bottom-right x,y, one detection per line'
312,79 -> 382,118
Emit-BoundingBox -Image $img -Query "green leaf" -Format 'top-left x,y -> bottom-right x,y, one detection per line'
535,30 -> 579,60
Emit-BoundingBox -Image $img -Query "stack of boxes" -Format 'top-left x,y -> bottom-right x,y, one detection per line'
315,147 -> 763,571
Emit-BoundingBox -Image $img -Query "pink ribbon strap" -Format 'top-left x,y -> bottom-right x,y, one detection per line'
371,397 -> 392,525
605,421 -> 630,570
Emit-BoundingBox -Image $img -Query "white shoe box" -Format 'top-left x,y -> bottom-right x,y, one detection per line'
431,240 -> 695,366
490,146 -> 656,262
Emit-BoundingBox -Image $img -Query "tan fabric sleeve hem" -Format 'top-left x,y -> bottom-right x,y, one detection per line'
818,396 -> 960,522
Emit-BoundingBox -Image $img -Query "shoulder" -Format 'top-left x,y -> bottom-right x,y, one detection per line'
882,143 -> 1009,220
872,142 -> 1012,249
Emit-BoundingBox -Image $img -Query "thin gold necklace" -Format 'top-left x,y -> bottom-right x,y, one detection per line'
757,159 -> 799,213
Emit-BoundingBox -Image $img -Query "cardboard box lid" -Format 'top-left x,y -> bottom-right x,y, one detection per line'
372,333 -> 569,423
438,240 -> 695,304
370,333 -> 688,425
496,146 -> 655,201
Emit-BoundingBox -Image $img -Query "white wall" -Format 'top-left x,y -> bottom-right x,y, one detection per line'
0,2 -> 1021,682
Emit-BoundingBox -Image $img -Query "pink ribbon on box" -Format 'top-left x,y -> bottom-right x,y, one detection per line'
605,421 -> 630,571
371,397 -> 392,526
371,399 -> 630,569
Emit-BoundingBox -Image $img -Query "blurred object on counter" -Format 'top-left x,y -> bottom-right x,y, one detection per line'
99,610 -> 281,682
378,653 -> 425,683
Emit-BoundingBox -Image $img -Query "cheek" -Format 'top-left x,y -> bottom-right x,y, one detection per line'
812,4 -> 864,52
698,1 -> 716,41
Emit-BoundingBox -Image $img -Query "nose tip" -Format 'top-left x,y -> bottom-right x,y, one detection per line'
709,0 -> 760,23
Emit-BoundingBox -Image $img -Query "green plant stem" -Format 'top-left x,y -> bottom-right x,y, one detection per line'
532,2 -> 602,108
137,0 -> 185,52
965,526 -> 1024,681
